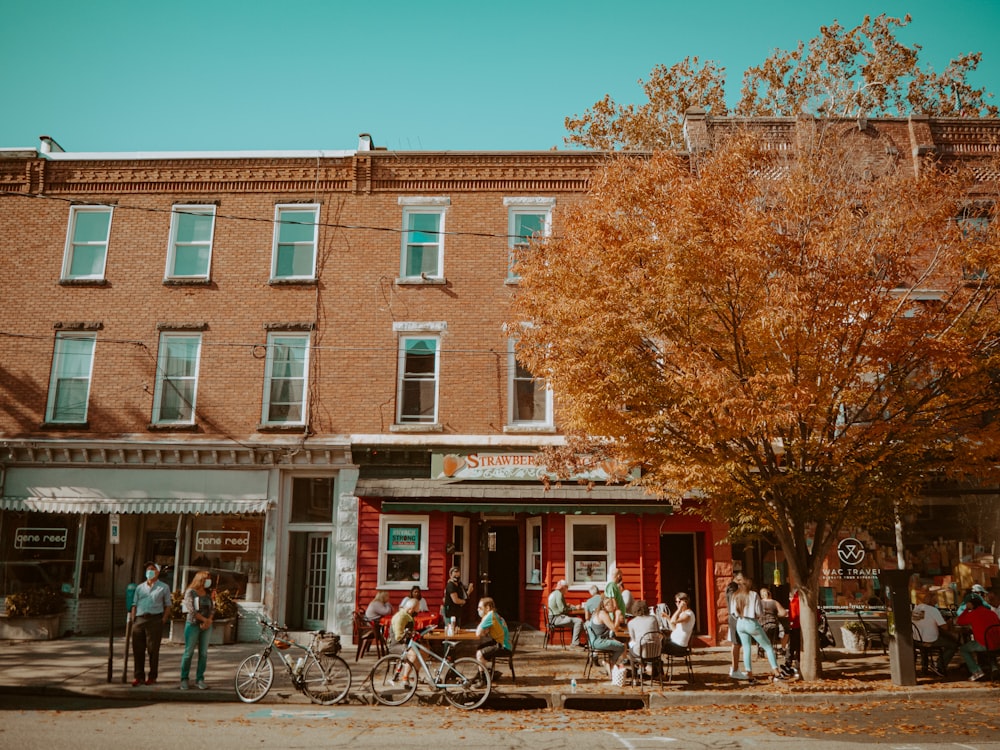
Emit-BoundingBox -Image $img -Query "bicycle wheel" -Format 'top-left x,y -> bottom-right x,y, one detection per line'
301,653 -> 352,705
369,654 -> 417,706
441,657 -> 491,709
234,653 -> 274,703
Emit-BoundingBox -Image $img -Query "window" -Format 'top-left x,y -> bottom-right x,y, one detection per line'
396,336 -> 440,424
271,204 -> 319,280
262,333 -> 309,425
959,212 -> 991,281
166,205 -> 215,279
508,338 -> 552,427
378,515 -> 429,589
45,333 -> 96,423
399,197 -> 449,280
451,516 -> 470,584
152,333 -> 201,425
526,517 -> 542,586
62,206 -> 112,280
504,197 -> 554,281
565,516 -> 616,587
290,477 -> 334,523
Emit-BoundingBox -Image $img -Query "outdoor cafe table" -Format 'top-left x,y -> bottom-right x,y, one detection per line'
419,628 -> 487,657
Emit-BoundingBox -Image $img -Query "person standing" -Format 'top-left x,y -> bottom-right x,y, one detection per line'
604,568 -> 627,621
782,586 -> 801,675
730,576 -> 786,682
726,571 -> 745,677
547,579 -> 585,647
130,561 -> 172,686
443,566 -> 473,626
179,570 -> 214,690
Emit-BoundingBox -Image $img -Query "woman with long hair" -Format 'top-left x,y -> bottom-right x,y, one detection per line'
730,577 -> 785,682
179,569 -> 214,690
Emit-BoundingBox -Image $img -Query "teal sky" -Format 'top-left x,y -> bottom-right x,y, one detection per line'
2,0 -> 997,153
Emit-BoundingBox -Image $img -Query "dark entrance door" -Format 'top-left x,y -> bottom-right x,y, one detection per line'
482,524 -> 520,623
660,532 -> 702,632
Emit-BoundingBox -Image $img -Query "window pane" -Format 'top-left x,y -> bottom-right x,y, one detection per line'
53,380 -> 88,422
290,478 -> 333,523
276,245 -> 313,276
73,211 -> 111,243
69,246 -> 103,277
406,213 -> 440,242
400,380 -> 435,419
514,212 -> 544,241
573,524 -> 608,552
164,339 -> 199,376
160,381 -> 194,421
405,245 -> 438,276
175,212 -> 213,242
173,246 -> 210,276
278,210 -> 316,242
515,379 -> 547,421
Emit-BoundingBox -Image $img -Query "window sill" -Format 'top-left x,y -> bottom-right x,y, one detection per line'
503,424 -> 556,434
59,278 -> 108,287
256,423 -> 308,433
390,423 -> 443,433
268,278 -> 317,287
504,278 -> 521,286
163,278 -> 212,286
40,421 -> 89,430
147,422 -> 200,432
395,277 -> 448,286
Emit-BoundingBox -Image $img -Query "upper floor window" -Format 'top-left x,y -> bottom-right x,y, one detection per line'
399,197 -> 449,281
396,334 -> 440,424
958,210 -> 992,281
62,206 -> 112,280
45,333 -> 96,423
152,333 -> 202,425
272,204 -> 319,280
504,197 -> 554,281
507,338 -> 552,428
166,205 -> 215,279
262,333 -> 310,425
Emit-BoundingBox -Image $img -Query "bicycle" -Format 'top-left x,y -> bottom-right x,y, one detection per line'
234,616 -> 352,705
368,627 -> 491,709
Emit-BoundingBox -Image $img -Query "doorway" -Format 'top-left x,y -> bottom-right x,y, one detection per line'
660,532 -> 703,632
285,531 -> 330,630
481,524 -> 520,623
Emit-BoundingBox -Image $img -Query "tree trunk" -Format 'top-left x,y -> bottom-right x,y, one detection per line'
796,587 -> 823,681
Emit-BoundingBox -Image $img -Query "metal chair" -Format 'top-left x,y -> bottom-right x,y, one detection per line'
855,610 -> 888,654
664,643 -> 694,682
912,622 -> 943,676
489,623 -> 522,684
630,630 -> 664,690
353,610 -> 387,661
583,622 -> 619,680
542,604 -> 574,649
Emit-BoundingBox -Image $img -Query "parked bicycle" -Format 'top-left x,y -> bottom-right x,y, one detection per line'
368,627 -> 491,709
235,616 -> 352,704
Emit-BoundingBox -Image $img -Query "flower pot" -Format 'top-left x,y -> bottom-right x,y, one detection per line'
0,613 -> 61,640
840,627 -> 865,652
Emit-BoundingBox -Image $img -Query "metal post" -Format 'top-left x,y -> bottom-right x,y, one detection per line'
879,569 -> 916,686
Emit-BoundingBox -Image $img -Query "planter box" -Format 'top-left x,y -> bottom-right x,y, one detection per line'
169,618 -> 237,645
840,627 -> 865,652
0,613 -> 61,640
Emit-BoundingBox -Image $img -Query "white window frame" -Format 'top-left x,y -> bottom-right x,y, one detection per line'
393,322 -> 446,425
507,337 -> 553,428
377,514 -> 430,590
152,332 -> 202,425
165,204 -> 216,279
62,206 -> 113,280
399,197 -> 450,281
45,333 -> 97,423
451,516 -> 470,586
504,197 -> 554,281
526,516 -> 542,588
565,515 -> 616,589
261,332 -> 310,425
271,204 -> 319,280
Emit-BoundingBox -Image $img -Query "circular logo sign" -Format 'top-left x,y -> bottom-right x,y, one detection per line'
837,538 -> 866,566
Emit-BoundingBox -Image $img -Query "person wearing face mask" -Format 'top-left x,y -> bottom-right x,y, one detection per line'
130,561 -> 172,686
179,570 -> 215,690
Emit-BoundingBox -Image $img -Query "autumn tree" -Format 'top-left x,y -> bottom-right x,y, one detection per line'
565,14 -> 997,151
511,127 -> 1000,681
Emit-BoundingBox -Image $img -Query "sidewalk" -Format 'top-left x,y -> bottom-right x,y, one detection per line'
0,630 -> 993,709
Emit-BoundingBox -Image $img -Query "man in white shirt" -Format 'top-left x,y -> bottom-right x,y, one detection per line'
664,591 -> 696,656
547,579 -> 584,647
912,586 -> 958,677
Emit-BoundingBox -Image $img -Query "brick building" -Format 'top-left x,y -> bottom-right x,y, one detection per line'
1,114 -> 997,643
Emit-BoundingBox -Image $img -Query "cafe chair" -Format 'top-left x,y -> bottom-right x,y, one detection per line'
912,622 -> 943,676
542,605 -> 574,649
353,610 -> 387,662
490,623 -> 522,685
982,623 -> 1000,682
664,644 -> 694,683
855,610 -> 888,654
583,623 -> 620,680
630,631 -> 664,690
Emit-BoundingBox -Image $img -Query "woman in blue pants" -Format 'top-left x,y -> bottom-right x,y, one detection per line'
730,577 -> 787,683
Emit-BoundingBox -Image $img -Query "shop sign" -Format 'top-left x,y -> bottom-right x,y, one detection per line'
14,527 -> 68,550
431,452 -> 622,481
387,525 -> 420,551
574,560 -> 608,581
195,530 -> 250,554
821,537 -> 881,581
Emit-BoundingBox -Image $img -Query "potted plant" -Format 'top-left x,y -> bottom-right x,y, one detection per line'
840,620 -> 866,652
169,587 -> 239,644
0,586 -> 65,640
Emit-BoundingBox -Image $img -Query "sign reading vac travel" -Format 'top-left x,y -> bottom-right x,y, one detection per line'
14,527 -> 68,550
195,530 -> 250,554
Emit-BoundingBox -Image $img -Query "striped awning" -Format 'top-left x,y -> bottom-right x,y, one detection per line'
0,496 -> 272,514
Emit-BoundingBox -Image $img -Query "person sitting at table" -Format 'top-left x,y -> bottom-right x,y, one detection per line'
588,595 -> 626,681
365,590 -> 393,622
400,585 -> 429,613
474,597 -> 511,682
912,586 -> 958,678
664,591 -> 696,657
387,597 -> 420,685
582,585 -> 603,617
548,579 -> 585,648
955,590 -> 1000,682
626,600 -> 660,663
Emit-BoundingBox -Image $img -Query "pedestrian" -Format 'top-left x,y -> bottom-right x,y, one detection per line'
130,561 -> 171,686
179,570 -> 214,690
730,576 -> 786,683
725,570 -> 744,677
443,566 -> 473,626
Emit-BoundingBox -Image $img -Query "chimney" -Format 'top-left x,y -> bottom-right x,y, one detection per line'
358,133 -> 373,151
39,135 -> 65,154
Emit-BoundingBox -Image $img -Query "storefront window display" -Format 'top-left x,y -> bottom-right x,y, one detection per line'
180,515 -> 264,600
0,512 -> 103,596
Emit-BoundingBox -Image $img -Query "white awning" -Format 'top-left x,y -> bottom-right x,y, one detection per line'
1,467 -> 273,514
